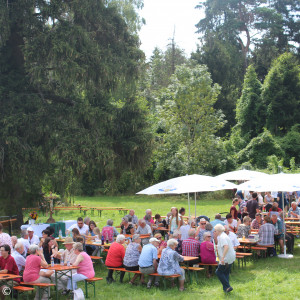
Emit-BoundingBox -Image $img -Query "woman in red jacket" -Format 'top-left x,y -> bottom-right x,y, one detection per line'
105,234 -> 126,283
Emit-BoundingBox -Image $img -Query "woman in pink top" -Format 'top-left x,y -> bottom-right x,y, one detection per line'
66,242 -> 95,295
200,232 -> 216,277
23,244 -> 52,300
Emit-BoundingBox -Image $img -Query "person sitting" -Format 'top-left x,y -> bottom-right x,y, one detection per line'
66,217 -> 89,236
144,214 -> 153,228
157,239 -> 185,291
125,210 -> 139,225
0,244 -> 20,297
18,229 -> 30,256
102,219 -> 119,243
200,232 -> 217,277
123,234 -> 143,285
264,192 -> 274,212
271,214 -> 284,254
204,223 -> 214,242
11,236 -> 18,251
144,209 -> 155,225
52,237 -> 78,295
224,226 -> 240,250
84,217 -> 91,226
154,233 -> 167,255
66,242 -> 95,297
172,231 -> 182,254
288,201 -> 300,219
85,220 -> 97,255
224,214 -> 238,232
120,217 -> 135,235
39,229 -> 51,248
236,216 -> 251,238
210,214 -> 225,228
23,244 -> 52,300
136,219 -> 152,245
138,237 -> 160,289
179,207 -> 186,217
179,220 -> 194,241
12,242 -> 26,273
42,237 -> 59,264
230,199 -> 239,220
154,214 -> 167,228
182,229 -> 200,264
105,234 -> 126,284
27,227 -> 40,245
195,218 -> 207,242
237,197 -> 247,220
251,213 -> 263,230
0,224 -> 12,250
268,202 -> 282,218
75,236 -> 86,252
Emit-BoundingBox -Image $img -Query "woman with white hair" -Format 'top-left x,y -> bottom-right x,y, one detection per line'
213,224 -> 236,293
105,234 -> 126,284
23,244 -> 52,300
157,238 -> 185,291
65,242 -> 95,296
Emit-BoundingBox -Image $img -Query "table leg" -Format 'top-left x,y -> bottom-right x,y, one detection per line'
100,210 -> 102,217
70,270 -> 73,293
55,270 -> 58,300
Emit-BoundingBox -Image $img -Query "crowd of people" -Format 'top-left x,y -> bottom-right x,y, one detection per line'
0,190 -> 299,297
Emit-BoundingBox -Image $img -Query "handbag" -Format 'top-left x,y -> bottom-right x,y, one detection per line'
73,288 -> 85,300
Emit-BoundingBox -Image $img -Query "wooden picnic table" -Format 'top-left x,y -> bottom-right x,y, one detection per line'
0,274 -> 22,299
285,221 -> 300,226
47,264 -> 79,300
285,217 -> 300,221
89,207 -> 128,217
54,206 -> 89,216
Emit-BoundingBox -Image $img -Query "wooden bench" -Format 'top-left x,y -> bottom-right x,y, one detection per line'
13,286 -> 34,300
54,207 -> 88,215
181,266 -> 205,283
20,282 -> 55,300
84,277 -> 103,298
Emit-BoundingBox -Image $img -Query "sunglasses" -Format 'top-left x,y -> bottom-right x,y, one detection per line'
157,237 -> 162,239
200,223 -> 206,225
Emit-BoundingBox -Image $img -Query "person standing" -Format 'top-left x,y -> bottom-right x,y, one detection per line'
214,224 -> 236,293
245,192 -> 260,219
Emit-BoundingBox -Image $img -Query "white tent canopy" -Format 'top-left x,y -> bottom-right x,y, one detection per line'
216,169 -> 269,181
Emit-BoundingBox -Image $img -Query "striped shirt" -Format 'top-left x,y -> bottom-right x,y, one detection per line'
258,223 -> 275,246
182,238 -> 200,257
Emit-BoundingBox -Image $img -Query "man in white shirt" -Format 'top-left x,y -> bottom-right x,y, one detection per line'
136,219 -> 152,245
27,227 -> 40,245
214,224 -> 236,293
180,220 -> 195,241
12,242 -> 26,272
66,217 -> 89,235
224,214 -> 238,232
18,229 -> 30,257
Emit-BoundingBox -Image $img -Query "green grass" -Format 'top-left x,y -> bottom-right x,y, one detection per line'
26,195 -> 300,299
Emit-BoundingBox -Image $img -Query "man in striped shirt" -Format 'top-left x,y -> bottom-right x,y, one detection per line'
182,229 -> 200,265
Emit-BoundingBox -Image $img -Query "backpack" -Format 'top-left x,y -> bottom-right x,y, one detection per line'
102,226 -> 114,242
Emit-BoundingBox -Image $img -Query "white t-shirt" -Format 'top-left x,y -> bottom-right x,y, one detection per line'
217,232 -> 236,264
228,232 -> 240,248
271,191 -> 278,199
180,225 -> 191,241
12,251 -> 26,272
67,223 -> 89,235
28,235 -> 40,245
224,219 -> 238,230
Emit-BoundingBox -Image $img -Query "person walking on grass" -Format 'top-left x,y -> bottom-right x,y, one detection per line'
214,224 -> 236,293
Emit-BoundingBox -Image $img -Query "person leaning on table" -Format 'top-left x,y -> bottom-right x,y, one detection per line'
157,238 -> 185,291
214,224 -> 236,294
23,244 -> 52,300
51,237 -> 78,295
65,242 -> 95,296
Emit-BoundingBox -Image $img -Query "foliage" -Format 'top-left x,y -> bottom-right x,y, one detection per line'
153,64 -> 224,180
236,129 -> 284,169
236,65 -> 263,141
262,52 -> 300,135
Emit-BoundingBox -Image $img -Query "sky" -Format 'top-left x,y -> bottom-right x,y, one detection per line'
139,0 -> 204,60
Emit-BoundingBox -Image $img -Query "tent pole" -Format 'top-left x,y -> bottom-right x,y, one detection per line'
194,193 -> 197,221
188,193 -> 191,224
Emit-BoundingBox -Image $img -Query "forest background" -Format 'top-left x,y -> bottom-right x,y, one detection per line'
0,0 -> 299,221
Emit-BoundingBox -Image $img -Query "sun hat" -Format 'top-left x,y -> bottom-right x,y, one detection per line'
63,237 -> 75,244
149,238 -> 160,243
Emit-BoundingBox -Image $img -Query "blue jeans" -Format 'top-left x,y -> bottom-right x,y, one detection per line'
215,263 -> 232,291
67,273 -> 88,291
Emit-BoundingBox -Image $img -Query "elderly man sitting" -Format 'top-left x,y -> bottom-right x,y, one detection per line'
51,237 -> 78,295
182,229 -> 200,264
18,229 -> 30,257
224,226 -> 240,250
158,239 -> 185,291
288,202 -> 300,219
125,209 -> 139,225
138,237 -> 160,289
27,227 -> 40,245
12,242 -> 26,273
136,219 -> 152,245
144,209 -> 154,225
271,214 -> 284,254
102,219 -> 119,243
210,214 -> 225,228
251,213 -> 263,230
257,216 -> 275,256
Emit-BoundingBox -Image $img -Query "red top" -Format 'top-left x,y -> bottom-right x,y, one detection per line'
200,241 -> 216,264
105,242 -> 125,267
230,206 -> 238,219
0,255 -> 20,283
269,207 -> 282,212
23,254 -> 41,283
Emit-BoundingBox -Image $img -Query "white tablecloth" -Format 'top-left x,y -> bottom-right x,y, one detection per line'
21,220 -> 77,237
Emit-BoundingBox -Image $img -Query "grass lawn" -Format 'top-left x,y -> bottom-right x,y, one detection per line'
33,194 -> 300,299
